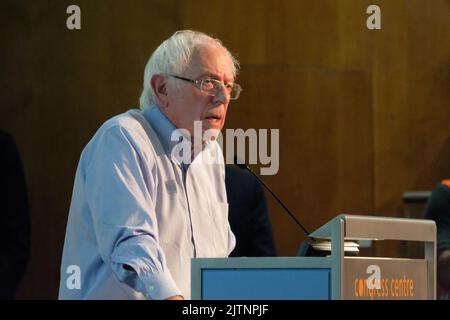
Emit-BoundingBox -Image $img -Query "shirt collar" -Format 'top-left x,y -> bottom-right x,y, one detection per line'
143,105 -> 219,169
143,105 -> 180,156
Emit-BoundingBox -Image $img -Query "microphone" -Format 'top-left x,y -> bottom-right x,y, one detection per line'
233,156 -> 315,242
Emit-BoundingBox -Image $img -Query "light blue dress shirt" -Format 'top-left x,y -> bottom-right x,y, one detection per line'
59,106 -> 235,300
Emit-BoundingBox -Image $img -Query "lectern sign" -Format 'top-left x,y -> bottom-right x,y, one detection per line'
343,257 -> 428,300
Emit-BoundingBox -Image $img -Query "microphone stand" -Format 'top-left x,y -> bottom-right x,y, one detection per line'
234,159 -> 316,244
234,159 -> 359,257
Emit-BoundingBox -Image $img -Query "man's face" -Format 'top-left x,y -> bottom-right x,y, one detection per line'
164,44 -> 234,140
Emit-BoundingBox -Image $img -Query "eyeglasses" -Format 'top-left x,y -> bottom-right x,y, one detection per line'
171,75 -> 242,100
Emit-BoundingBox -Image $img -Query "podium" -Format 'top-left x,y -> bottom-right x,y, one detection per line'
191,214 -> 436,300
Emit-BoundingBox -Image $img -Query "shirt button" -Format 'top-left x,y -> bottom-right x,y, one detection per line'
149,285 -> 154,291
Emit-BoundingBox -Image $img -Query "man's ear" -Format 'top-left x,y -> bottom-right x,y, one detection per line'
150,74 -> 169,108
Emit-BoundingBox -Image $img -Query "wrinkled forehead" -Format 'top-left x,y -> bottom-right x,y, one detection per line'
184,44 -> 235,82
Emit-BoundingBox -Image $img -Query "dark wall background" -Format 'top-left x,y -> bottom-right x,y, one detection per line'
1,0 -> 449,299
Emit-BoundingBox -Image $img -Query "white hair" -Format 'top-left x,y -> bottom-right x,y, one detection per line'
139,30 -> 240,110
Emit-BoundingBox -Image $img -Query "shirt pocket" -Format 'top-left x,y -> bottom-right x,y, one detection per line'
208,201 -> 229,256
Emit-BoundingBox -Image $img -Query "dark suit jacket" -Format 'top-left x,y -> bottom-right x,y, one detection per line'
424,181 -> 450,294
0,131 -> 30,299
425,181 -> 450,252
225,164 -> 276,257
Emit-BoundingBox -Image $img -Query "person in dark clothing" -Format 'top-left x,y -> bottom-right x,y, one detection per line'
225,164 -> 276,257
424,180 -> 450,298
0,130 -> 30,299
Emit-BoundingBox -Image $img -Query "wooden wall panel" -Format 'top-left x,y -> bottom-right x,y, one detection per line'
227,66 -> 372,255
372,0 -> 450,256
180,0 -> 370,69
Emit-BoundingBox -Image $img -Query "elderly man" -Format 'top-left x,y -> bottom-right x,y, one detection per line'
59,30 -> 241,300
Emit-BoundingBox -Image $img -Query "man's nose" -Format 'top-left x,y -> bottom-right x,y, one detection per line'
212,85 -> 230,105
